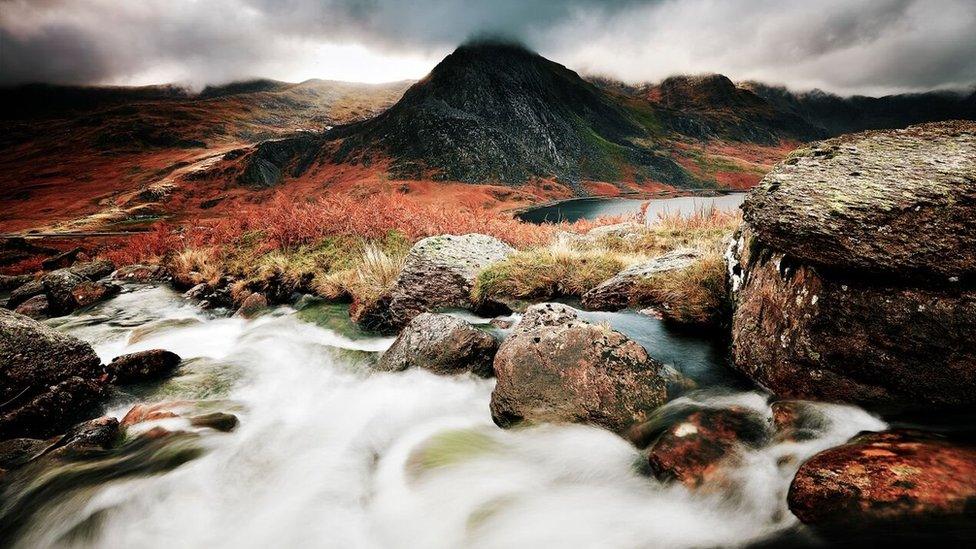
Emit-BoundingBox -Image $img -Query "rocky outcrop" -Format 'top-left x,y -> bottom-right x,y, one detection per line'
788,430 -> 976,525
0,309 -> 106,439
647,407 -> 771,488
5,265 -> 120,317
490,303 -> 667,433
106,349 -> 182,384
730,122 -> 976,408
581,248 -> 701,310
0,274 -> 32,291
14,294 -> 49,319
378,313 -> 498,377
68,259 -> 116,281
6,279 -> 44,309
353,234 -> 513,333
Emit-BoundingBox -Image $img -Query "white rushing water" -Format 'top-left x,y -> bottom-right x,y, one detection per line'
11,286 -> 886,549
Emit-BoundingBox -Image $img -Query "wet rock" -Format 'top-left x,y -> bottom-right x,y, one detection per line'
121,403 -> 180,426
0,377 -> 107,440
0,274 -> 32,291
113,263 -> 172,283
0,438 -> 49,469
357,234 -> 514,333
581,248 -> 701,311
771,400 -> 830,442
489,318 -> 513,330
68,259 -> 116,281
41,247 -> 82,270
6,279 -> 45,309
234,292 -> 268,318
0,308 -> 104,428
183,280 -> 233,309
48,416 -> 120,454
106,349 -> 182,384
42,268 -> 85,313
378,313 -> 498,377
490,303 -> 667,433
788,430 -> 976,525
189,412 -> 239,432
647,407 -> 771,488
730,122 -> 976,408
14,294 -> 50,319
70,280 -> 121,308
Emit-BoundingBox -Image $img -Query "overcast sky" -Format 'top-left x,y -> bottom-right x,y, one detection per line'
2,0 -> 974,95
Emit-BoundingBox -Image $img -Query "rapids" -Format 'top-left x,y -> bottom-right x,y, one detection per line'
1,285 -> 886,548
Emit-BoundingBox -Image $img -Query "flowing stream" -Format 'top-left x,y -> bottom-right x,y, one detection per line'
1,285 -> 888,548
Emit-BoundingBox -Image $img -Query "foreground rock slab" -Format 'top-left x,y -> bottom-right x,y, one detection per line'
730,122 -> 976,408
353,233 -> 514,332
788,430 -> 976,525
378,313 -> 497,377
490,303 -> 667,433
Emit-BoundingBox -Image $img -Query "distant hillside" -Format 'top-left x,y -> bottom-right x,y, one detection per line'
326,42 -> 694,189
739,82 -> 976,136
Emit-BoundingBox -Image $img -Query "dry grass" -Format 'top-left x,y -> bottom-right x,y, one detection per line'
316,243 -> 407,303
632,251 -> 730,326
473,240 -> 625,303
170,246 -> 223,286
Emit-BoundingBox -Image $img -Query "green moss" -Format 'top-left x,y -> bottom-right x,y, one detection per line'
406,428 -> 501,479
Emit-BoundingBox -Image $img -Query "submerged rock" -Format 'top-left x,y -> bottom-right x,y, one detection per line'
490,303 -> 667,433
378,313 -> 498,377
354,234 -> 513,333
581,248 -> 702,311
647,407 -> 771,488
106,349 -> 182,384
730,122 -> 976,408
788,430 -> 976,525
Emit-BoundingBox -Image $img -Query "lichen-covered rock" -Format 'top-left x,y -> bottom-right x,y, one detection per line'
742,121 -> 976,280
360,234 -> 514,332
113,263 -> 172,283
106,349 -> 182,384
378,313 -> 498,377
490,303 -> 667,433
42,268 -> 85,313
0,308 -> 103,402
730,237 -> 976,408
581,248 -> 701,311
788,430 -> 976,525
647,407 -> 770,488
730,122 -> 976,408
14,294 -> 50,319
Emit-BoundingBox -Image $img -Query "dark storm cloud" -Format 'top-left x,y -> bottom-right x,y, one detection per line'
1,0 -> 974,94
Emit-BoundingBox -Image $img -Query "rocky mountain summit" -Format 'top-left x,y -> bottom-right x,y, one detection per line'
328,41 -> 692,188
729,121 -> 976,408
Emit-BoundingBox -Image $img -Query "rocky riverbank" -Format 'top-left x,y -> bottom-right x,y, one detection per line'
2,121 -> 975,543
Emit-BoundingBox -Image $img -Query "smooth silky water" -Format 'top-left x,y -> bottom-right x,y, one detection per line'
0,284 -> 887,548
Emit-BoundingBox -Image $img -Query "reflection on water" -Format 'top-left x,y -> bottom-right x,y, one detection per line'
517,193 -> 746,224
2,286 -> 889,548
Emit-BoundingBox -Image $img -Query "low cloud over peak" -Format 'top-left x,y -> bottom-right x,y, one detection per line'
1,0 -> 974,95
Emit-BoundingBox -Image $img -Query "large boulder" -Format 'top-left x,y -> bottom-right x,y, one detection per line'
378,313 -> 498,377
490,303 -> 667,433
0,309 -> 106,439
730,122 -> 976,408
581,248 -> 701,311
788,430 -> 976,525
353,234 -> 514,332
